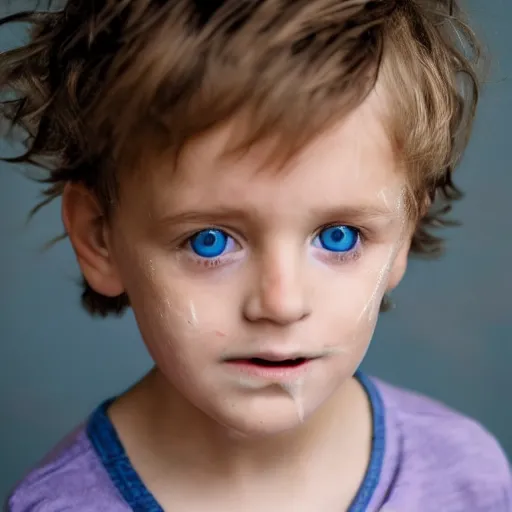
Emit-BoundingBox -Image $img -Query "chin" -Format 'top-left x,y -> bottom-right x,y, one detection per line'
209,393 -> 314,438
223,416 -> 305,439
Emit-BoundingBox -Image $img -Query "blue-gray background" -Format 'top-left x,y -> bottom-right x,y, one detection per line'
1,0 -> 510,502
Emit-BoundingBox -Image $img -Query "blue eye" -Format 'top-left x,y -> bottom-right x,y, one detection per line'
189,229 -> 230,258
314,225 -> 358,252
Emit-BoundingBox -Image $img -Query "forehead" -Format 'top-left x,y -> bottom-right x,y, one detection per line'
126,91 -> 405,217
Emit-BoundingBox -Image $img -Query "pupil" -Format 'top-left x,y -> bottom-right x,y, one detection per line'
330,229 -> 344,243
203,233 -> 216,246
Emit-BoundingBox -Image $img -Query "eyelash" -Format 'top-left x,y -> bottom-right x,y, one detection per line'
319,241 -> 362,264
179,225 -> 363,268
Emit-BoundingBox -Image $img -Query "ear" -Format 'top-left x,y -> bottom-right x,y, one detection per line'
386,237 -> 411,292
62,183 -> 124,297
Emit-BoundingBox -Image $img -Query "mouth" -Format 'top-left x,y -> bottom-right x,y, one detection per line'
223,355 -> 319,380
245,357 -> 309,368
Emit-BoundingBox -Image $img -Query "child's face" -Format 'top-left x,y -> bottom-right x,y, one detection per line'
99,94 -> 410,435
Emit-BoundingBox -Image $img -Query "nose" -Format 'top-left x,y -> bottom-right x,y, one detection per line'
242,245 -> 311,326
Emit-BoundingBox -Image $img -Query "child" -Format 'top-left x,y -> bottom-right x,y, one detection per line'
2,0 -> 511,510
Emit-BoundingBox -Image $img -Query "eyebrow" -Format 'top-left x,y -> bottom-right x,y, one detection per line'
155,207 -> 253,226
155,203 -> 400,227
314,204 -> 399,222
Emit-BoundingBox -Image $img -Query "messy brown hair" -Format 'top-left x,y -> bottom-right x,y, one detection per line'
0,0 -> 482,316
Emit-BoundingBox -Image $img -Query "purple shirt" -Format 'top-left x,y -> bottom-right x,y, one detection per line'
5,373 -> 512,511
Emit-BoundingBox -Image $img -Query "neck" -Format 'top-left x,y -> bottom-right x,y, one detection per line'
109,367 -> 372,485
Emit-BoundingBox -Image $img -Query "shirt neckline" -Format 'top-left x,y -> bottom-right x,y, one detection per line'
87,370 -> 386,512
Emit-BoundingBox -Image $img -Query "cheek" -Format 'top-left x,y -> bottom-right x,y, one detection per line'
122,257 -> 233,367
319,249 -> 397,342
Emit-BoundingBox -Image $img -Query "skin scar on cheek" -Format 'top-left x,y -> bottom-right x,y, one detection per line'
160,297 -> 202,330
189,299 -> 198,327
142,259 -> 203,331
356,245 -> 395,324
146,258 -> 157,280
357,188 -> 408,325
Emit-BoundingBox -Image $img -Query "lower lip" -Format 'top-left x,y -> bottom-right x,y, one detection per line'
224,359 -> 314,380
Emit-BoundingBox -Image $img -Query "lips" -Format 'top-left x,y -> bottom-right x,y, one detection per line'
246,357 -> 308,368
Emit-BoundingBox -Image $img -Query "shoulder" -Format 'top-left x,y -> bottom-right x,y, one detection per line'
373,378 -> 512,511
4,426 -> 128,512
